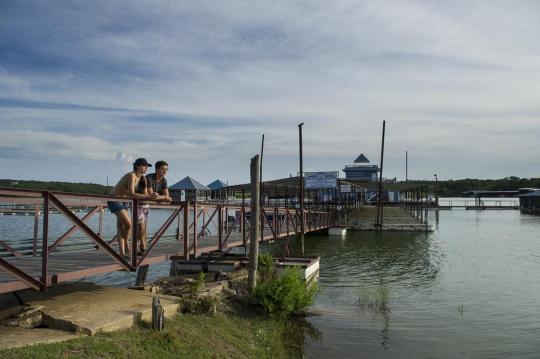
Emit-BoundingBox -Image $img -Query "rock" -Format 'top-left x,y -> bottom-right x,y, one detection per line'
1,305 -> 44,329
222,288 -> 237,297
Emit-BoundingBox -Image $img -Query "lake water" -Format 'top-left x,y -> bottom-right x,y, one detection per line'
2,202 -> 540,357
300,208 -> 540,358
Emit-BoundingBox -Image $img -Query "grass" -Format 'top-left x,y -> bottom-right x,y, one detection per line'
0,302 -> 319,359
358,281 -> 391,313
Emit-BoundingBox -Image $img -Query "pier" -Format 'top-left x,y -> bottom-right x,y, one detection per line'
0,187 -> 333,295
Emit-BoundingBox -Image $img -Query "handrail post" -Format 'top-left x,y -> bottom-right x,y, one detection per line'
176,206 -> 181,241
193,201 -> 198,257
241,189 -> 246,246
131,198 -> 138,268
218,205 -> 223,250
41,192 -> 49,291
273,207 -> 278,240
183,202 -> 189,260
98,205 -> 104,238
33,204 -> 39,257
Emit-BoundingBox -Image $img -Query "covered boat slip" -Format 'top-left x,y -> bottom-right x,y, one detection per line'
0,188 -> 331,294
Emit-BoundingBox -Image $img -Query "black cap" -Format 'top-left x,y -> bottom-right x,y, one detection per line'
133,158 -> 152,167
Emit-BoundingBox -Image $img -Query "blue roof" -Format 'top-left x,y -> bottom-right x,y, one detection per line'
170,176 -> 210,190
207,179 -> 227,190
354,153 -> 370,163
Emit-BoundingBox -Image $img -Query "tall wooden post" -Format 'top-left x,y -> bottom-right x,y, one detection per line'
406,150 -> 408,182
248,155 -> 260,292
298,122 -> 305,255
375,120 -> 386,229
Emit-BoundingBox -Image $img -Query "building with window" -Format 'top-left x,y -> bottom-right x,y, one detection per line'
342,153 -> 379,182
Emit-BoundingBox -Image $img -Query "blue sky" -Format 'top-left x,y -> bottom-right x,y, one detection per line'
1,1 -> 540,185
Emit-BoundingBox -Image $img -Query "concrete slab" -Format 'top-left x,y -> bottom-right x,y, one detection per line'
17,282 -> 180,335
0,326 -> 79,349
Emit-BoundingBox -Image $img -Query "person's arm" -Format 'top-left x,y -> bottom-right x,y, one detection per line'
159,178 -> 172,202
161,188 -> 172,202
127,174 -> 155,200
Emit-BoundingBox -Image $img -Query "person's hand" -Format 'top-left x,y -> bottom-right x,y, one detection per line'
150,192 -> 159,200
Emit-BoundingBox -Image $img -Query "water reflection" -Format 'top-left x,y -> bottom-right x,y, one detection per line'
299,230 -> 442,291
281,317 -> 322,357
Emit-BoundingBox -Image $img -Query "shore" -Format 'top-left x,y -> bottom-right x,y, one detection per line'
0,265 -> 318,358
0,308 -> 309,358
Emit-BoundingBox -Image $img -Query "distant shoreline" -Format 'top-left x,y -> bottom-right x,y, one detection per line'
1,176 -> 539,197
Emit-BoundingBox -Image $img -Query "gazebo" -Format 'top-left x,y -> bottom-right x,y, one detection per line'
169,176 -> 211,202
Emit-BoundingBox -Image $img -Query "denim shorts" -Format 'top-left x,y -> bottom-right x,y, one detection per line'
107,201 -> 129,214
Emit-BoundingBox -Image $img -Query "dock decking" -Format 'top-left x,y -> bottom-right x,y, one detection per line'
0,188 -> 332,294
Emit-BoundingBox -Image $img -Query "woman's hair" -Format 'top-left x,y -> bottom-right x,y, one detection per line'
155,160 -> 168,169
136,175 -> 147,193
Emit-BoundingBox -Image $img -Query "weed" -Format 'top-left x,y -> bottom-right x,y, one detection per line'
253,266 -> 318,317
257,253 -> 275,283
188,271 -> 205,295
358,282 -> 391,313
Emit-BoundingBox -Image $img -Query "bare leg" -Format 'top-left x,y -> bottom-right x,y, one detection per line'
138,221 -> 147,253
115,209 -> 132,257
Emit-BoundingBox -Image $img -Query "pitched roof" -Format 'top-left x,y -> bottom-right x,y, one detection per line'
354,154 -> 370,163
207,179 -> 227,190
169,176 -> 210,190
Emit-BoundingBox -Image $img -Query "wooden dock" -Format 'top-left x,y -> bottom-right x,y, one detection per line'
0,188 -> 332,295
345,206 -> 433,232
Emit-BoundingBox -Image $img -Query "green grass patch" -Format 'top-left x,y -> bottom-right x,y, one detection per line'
0,304 -> 320,358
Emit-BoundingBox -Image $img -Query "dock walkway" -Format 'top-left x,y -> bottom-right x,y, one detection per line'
0,188 -> 332,295
346,206 -> 432,231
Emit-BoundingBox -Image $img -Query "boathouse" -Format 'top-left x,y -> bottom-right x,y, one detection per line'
207,179 -> 227,190
342,154 -> 379,182
518,191 -> 540,215
169,176 -> 211,202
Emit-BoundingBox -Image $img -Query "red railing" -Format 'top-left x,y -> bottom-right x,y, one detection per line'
0,188 -> 332,294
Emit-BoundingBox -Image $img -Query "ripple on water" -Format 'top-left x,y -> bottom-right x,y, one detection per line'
298,209 -> 540,358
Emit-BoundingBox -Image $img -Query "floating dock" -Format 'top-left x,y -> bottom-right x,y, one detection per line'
346,206 -> 433,232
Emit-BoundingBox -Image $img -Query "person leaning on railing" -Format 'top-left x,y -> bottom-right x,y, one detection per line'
107,158 -> 159,259
146,160 -> 172,202
137,160 -> 173,253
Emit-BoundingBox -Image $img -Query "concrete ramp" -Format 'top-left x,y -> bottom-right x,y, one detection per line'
17,282 -> 179,335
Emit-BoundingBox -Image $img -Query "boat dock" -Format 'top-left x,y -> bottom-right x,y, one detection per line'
0,188 -> 333,295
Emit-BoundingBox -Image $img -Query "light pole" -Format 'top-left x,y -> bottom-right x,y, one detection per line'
298,122 -> 305,256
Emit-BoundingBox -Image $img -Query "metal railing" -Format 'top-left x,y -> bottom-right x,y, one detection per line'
0,187 -> 332,294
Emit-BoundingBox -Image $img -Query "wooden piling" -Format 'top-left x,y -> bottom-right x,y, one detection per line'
248,155 -> 260,292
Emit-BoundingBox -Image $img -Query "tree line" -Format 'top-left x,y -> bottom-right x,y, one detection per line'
0,179 -> 109,195
409,177 -> 540,197
1,177 -> 539,198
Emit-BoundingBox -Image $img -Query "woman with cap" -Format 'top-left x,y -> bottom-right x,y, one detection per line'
108,158 -> 159,258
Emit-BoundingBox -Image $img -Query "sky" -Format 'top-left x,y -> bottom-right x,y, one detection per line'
1,0 -> 540,186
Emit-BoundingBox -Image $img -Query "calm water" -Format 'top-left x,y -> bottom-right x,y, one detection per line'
300,209 -> 540,358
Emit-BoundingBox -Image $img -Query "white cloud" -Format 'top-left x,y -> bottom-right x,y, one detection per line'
1,1 -> 540,183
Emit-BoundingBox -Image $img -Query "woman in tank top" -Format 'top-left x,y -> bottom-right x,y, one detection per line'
107,158 -> 158,258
